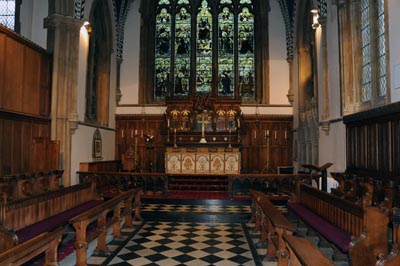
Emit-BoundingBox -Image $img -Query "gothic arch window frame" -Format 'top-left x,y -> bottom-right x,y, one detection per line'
140,0 -> 265,105
339,0 -> 389,114
0,0 -> 21,32
85,0 -> 113,126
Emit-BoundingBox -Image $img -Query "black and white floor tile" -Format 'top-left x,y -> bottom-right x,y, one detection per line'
73,199 -> 289,266
107,221 -> 258,266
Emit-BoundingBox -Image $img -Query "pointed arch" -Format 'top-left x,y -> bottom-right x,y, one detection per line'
85,0 -> 113,126
294,0 -> 319,167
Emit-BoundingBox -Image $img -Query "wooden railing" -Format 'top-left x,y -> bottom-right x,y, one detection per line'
0,170 -> 64,202
292,182 -> 389,266
69,188 -> 142,266
77,171 -> 319,197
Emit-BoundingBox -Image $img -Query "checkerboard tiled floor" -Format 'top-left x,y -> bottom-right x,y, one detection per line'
107,221 -> 257,266
65,199 -> 289,266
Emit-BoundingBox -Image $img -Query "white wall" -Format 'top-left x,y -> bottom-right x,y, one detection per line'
69,0 -> 118,184
118,0 -> 141,107
388,0 -> 400,103
71,127 -> 115,184
19,0 -> 47,48
318,121 -> 346,174
269,0 -> 290,105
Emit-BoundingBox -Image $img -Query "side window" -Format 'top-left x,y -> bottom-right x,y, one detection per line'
0,0 -> 15,30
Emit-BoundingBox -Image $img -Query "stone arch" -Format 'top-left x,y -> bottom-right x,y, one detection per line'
295,0 -> 319,167
85,0 -> 113,126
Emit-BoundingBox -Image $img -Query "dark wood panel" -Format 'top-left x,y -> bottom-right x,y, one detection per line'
39,54 -> 51,116
116,114 -> 293,174
345,102 -> 400,177
3,37 -> 23,111
0,33 -> 4,108
22,47 -> 41,115
0,25 -> 52,117
0,112 -> 51,177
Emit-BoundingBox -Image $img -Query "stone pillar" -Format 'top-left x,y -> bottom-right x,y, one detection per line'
287,58 -> 294,105
47,14 -> 82,186
319,17 -> 330,135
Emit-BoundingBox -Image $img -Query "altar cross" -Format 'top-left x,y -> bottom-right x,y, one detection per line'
198,111 -> 210,143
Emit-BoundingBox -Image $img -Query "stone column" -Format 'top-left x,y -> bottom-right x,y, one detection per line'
319,17 -> 330,135
47,14 -> 82,186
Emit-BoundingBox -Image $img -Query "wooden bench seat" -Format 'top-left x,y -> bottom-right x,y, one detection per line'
0,227 -> 65,266
283,234 -> 333,266
69,187 -> 142,266
289,182 -> 389,266
287,202 -> 351,253
250,189 -> 296,265
0,181 -> 103,263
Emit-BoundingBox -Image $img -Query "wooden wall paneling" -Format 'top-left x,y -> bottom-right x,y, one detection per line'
3,37 -> 24,112
12,121 -> 23,174
0,119 -> 2,176
378,122 -> 389,173
39,54 -> 52,116
22,47 -> 41,115
0,32 -> 5,108
1,119 -> 12,174
367,124 -> 377,171
21,121 -> 33,171
394,121 -> 400,174
47,140 -> 60,170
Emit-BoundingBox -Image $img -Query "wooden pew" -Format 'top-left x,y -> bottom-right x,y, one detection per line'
250,189 -> 296,265
376,207 -> 400,266
283,234 -> 333,266
0,181 -> 103,253
0,170 -> 64,202
0,227 -> 64,266
288,182 -> 389,266
69,188 -> 142,266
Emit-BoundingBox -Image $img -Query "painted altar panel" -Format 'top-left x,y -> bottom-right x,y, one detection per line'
210,154 -> 225,174
166,153 -> 181,173
196,154 -> 210,173
225,153 -> 240,173
165,147 -> 240,174
182,154 -> 196,173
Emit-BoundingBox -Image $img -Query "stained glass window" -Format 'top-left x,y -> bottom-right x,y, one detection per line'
360,0 -> 371,103
238,7 -> 255,100
218,7 -> 234,96
153,0 -> 256,101
196,0 -> 212,93
0,0 -> 15,30
154,8 -> 172,99
359,0 -> 387,103
174,7 -> 191,96
377,0 -> 386,97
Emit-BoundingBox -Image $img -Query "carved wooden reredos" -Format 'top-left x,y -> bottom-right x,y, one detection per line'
165,96 -> 242,133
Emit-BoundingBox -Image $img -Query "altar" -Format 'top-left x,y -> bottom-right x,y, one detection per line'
165,147 -> 240,174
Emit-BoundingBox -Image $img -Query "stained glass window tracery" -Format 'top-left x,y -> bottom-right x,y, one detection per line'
154,0 -> 256,101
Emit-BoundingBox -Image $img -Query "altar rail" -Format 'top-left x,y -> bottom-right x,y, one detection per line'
77,172 -> 319,197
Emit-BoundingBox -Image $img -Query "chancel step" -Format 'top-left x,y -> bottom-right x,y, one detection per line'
169,175 -> 229,192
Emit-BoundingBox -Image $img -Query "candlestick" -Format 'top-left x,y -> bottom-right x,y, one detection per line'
284,130 -> 287,140
274,131 -> 277,139
267,129 -> 270,137
135,129 -> 138,136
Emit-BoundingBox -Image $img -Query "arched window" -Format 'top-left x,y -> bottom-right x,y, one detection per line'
0,0 -> 15,30
152,0 -> 258,103
339,0 -> 388,113
85,0 -> 112,126
359,0 -> 387,104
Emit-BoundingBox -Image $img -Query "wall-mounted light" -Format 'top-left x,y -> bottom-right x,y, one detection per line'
310,7 -> 320,30
82,21 -> 92,33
